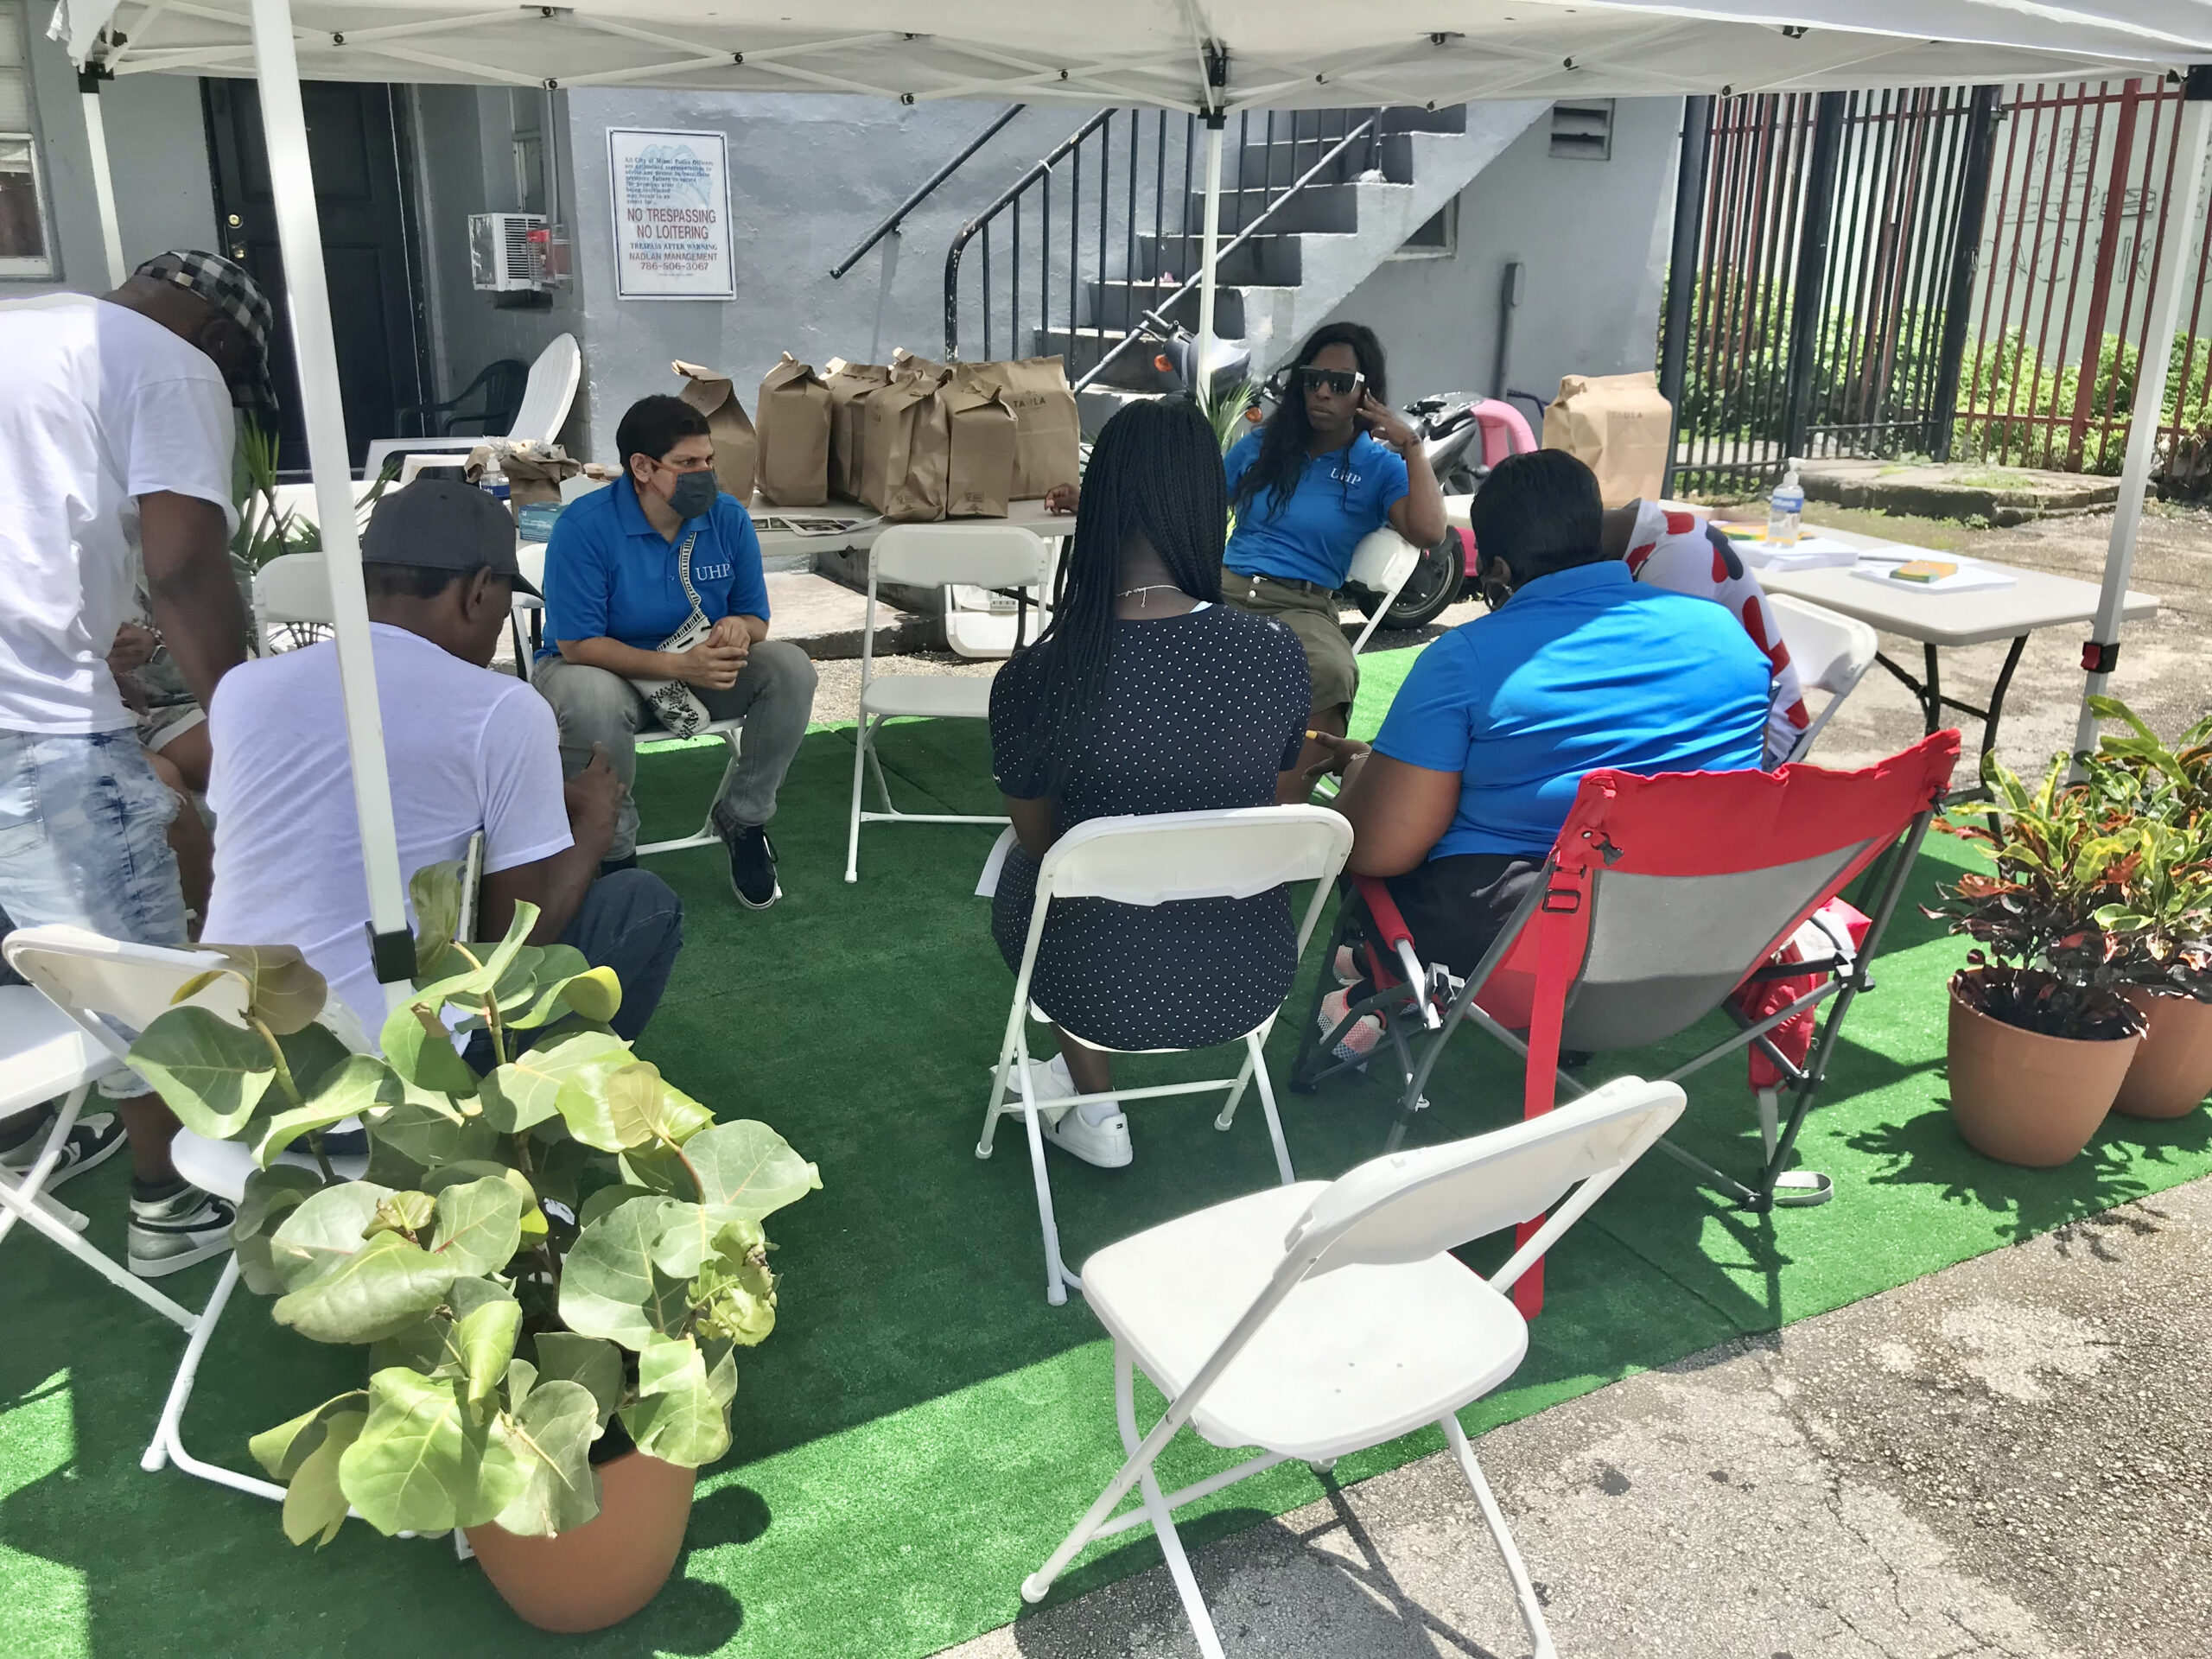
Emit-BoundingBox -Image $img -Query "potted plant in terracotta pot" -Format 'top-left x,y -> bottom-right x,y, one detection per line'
1930,753 -> 2146,1165
126,861 -> 819,1633
2083,696 -> 2212,1119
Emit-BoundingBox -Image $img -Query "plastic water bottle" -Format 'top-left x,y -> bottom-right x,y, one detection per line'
1766,458 -> 1804,549
479,447 -> 512,517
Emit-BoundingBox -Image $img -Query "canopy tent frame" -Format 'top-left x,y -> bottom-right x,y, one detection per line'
50,0 -> 2212,1002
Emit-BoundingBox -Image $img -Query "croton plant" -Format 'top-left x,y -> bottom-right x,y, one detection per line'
125,860 -> 818,1547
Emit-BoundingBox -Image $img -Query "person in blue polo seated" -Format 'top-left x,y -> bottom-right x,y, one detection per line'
537,393 -> 818,908
1305,449 -> 1771,1058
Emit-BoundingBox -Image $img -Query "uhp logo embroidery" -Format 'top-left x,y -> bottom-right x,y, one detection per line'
694,562 -> 734,582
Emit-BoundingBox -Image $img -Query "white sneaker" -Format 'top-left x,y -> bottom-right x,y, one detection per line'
1014,1056 -> 1132,1170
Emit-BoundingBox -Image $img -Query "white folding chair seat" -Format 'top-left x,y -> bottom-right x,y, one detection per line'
1770,593 -> 1878,763
1024,1077 -> 1688,1659
979,806 -> 1354,1304
1082,1181 -> 1525,1459
846,524 -> 1050,883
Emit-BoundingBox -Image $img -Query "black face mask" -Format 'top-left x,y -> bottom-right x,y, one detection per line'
661,467 -> 720,520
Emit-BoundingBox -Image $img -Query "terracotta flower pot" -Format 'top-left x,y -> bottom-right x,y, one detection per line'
2113,989 -> 2212,1120
1946,979 -> 2139,1166
465,1450 -> 696,1632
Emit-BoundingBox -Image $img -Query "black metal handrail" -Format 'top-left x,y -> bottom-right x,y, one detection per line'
943,109 -> 1117,354
830,104 -> 1027,280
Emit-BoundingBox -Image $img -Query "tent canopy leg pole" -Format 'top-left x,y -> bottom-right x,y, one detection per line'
2073,73 -> 2212,763
78,78 -> 127,289
1195,112 -> 1225,397
247,0 -> 415,1002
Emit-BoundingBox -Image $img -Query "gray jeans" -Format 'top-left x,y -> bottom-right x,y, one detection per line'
534,641 -> 818,860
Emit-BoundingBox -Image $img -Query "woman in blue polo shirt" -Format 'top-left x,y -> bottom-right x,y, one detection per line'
535,394 -> 818,909
1224,322 -> 1446,799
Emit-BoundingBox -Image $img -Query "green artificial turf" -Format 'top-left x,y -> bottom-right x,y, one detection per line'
4,645 -> 2209,1659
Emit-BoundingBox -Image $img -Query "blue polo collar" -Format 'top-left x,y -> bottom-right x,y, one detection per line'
1509,558 -> 1630,603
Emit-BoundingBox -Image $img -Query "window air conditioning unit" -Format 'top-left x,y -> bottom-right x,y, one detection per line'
469,212 -> 550,292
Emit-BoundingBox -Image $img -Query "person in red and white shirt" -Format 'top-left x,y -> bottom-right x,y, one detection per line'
1605,499 -> 1809,766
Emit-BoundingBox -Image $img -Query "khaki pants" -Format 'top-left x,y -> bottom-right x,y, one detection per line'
1218,566 -> 1357,716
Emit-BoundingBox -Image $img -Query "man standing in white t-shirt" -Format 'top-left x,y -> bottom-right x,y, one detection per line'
202,481 -> 685,1049
0,251 -> 275,1278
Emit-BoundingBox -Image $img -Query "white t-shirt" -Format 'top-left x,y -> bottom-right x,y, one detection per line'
0,294 -> 238,734
202,624 -> 575,1039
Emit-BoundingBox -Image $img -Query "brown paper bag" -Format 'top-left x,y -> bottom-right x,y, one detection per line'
1541,372 -> 1673,508
891,346 -> 947,379
754,353 -> 834,507
671,360 -> 760,503
944,369 -> 1019,518
858,366 -> 951,523
823,359 -> 893,501
967,356 -> 1080,499
465,442 -> 578,506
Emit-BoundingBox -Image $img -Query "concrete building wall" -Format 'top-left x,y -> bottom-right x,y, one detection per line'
1325,97 -> 1681,416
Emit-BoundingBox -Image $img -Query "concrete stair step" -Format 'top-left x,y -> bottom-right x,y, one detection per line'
1084,277 -> 1241,337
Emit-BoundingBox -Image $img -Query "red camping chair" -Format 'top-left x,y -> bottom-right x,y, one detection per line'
1290,732 -> 1959,1316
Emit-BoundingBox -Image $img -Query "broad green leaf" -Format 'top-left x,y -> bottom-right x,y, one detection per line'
339,1368 -> 529,1535
366,1190 -> 438,1239
366,1090 -> 499,1168
694,1217 -> 777,1348
430,1178 -> 526,1279
412,904 -> 539,1007
490,1378 -> 602,1536
266,1181 -> 392,1293
683,1119 -> 823,1222
248,1389 -> 368,1481
505,1357 -> 537,1401
273,1230 -> 461,1344
369,1315 -> 452,1378
410,859 -> 463,979
126,1006 -> 276,1139
274,1021 -> 353,1099
531,1332 -> 624,1430
478,1029 -> 632,1135
451,1283 -> 523,1410
559,1195 -> 691,1347
203,943 -> 328,1035
616,1141 -> 696,1200
449,944 -> 545,1023
283,1408 -> 364,1548
378,999 -> 479,1096
236,1165 -> 325,1241
605,1063 -> 713,1151
576,1181 -> 654,1229
648,1200 -> 720,1280
619,1335 -> 731,1468
254,1052 -> 401,1167
509,965 -> 623,1032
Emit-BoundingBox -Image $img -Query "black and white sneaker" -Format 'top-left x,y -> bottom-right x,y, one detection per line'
128,1182 -> 237,1279
0,1108 -> 126,1191
723,822 -> 782,910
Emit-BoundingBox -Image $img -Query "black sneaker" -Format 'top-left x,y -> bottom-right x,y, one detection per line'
723,822 -> 781,910
128,1182 -> 237,1279
1,1107 -> 126,1191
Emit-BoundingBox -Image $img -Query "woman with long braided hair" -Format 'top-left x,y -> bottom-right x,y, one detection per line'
986,398 -> 1309,1169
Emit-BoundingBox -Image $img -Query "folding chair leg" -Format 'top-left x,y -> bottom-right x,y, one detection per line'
1757,1084 -> 1834,1208
0,1160 -> 199,1332
0,1083 -> 92,1246
865,717 -> 899,816
1003,1033 -> 1074,1306
140,1254 -> 284,1500
1113,1346 -> 1228,1659
1214,1032 -> 1296,1187
843,715 -> 870,883
1445,1412 -> 1558,1659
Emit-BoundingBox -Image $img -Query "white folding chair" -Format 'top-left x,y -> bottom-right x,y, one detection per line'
1770,594 -> 1879,764
3,925 -> 368,1500
845,524 -> 1050,883
1344,525 -> 1422,655
252,550 -> 334,654
363,333 -> 582,481
1024,1075 -> 1688,1658
978,806 -> 1354,1305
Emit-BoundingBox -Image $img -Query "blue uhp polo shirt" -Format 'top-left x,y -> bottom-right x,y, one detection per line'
1374,560 -> 1770,860
539,474 -> 771,658
1223,429 -> 1409,588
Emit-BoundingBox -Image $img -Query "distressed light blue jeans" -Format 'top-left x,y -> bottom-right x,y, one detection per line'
0,728 -> 188,1099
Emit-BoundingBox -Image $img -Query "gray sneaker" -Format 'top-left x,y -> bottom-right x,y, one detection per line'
128,1183 -> 236,1279
0,1108 -> 126,1190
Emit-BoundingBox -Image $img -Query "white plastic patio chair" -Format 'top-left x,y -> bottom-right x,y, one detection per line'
1023,1074 -> 1688,1659
362,333 -> 582,482
1770,594 -> 1879,764
3,925 -> 368,1500
1344,525 -> 1422,655
253,550 -> 334,652
845,524 -> 1050,883
979,805 -> 1354,1305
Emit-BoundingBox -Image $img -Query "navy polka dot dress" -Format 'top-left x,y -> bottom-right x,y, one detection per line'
988,606 -> 1312,1052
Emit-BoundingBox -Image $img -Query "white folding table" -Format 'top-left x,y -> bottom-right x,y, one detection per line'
1751,525 -> 2158,792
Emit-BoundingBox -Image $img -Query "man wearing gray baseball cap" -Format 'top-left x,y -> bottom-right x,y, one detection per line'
200,480 -> 684,1049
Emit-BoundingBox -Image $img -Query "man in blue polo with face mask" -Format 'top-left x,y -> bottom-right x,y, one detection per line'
537,393 -> 818,908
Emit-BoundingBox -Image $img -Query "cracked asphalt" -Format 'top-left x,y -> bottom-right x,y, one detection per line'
938,1174 -> 2212,1658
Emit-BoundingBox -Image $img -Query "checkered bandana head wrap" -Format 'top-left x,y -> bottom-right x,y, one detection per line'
133,249 -> 277,414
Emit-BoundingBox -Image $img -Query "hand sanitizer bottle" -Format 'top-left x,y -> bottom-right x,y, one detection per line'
1766,458 -> 1804,549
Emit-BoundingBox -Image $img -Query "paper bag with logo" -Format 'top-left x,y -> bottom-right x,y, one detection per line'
858,366 -> 950,522
823,359 -> 893,500
754,353 -> 834,506
944,369 -> 1019,518
671,359 -> 759,503
1541,372 -> 1673,508
969,355 -> 1080,499
467,442 -> 577,506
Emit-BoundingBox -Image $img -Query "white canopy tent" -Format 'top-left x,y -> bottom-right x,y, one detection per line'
50,0 -> 2212,998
